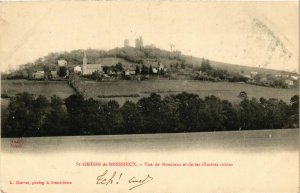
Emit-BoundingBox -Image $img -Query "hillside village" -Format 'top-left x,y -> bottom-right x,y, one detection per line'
29,53 -> 168,82
2,36 -> 299,88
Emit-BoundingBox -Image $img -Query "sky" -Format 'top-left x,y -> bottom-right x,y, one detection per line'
0,1 -> 298,72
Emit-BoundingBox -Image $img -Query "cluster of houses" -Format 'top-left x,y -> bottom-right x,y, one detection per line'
29,51 -> 297,88
195,68 -> 298,88
240,71 -> 298,88
31,59 -> 69,80
31,52 -> 167,81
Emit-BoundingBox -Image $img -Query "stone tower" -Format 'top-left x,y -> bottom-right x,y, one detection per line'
124,39 -> 129,47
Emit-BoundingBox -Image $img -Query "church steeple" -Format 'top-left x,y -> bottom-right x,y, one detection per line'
83,51 -> 87,66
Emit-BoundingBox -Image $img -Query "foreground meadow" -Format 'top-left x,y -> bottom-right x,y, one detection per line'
1,129 -> 298,193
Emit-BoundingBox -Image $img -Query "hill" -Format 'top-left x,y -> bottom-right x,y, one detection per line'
187,56 -> 296,76
2,46 -> 298,79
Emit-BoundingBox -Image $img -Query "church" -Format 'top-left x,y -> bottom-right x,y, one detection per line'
82,51 -> 102,75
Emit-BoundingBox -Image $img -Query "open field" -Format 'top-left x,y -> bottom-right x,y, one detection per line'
1,79 -> 298,107
1,80 -> 75,110
95,57 -> 139,67
82,80 -> 299,105
1,80 -> 75,99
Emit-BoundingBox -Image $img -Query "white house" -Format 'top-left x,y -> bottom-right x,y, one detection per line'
32,71 -> 45,79
74,66 -> 82,74
285,79 -> 294,87
250,71 -> 258,76
152,68 -> 158,74
158,63 -> 165,71
152,63 -> 165,74
125,69 -> 130,76
291,75 -> 298,80
129,66 -> 136,75
50,71 -> 58,79
58,59 -> 67,67
125,67 -> 136,76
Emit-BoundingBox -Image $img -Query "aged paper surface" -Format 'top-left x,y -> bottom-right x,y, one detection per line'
0,1 -> 299,193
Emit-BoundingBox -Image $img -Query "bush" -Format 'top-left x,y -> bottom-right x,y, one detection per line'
1,93 -> 10,98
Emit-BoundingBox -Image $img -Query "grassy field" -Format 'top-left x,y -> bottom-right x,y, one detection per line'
95,57 -> 139,67
82,80 -> 299,105
1,80 -> 76,110
1,79 -> 298,108
1,79 -> 75,99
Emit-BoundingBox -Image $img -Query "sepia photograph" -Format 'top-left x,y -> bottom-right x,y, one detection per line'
0,1 -> 299,193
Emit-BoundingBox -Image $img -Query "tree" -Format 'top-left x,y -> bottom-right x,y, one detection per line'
58,66 -> 67,77
253,74 -> 262,82
149,65 -> 154,75
175,92 -> 208,132
290,95 -> 299,114
3,92 -> 35,137
141,65 -> 148,75
238,91 -> 248,100
82,98 -> 107,135
105,100 -> 122,134
3,92 -> 50,137
103,66 -> 109,74
43,65 -> 51,80
32,95 -> 50,131
43,95 -> 68,136
160,95 -> 180,132
91,71 -> 102,81
64,94 -> 85,135
204,95 -> 225,131
287,95 -> 299,128
240,98 -> 265,130
200,59 -> 212,72
137,93 -> 163,133
260,98 -> 289,129
120,101 -> 142,133
135,66 -> 140,74
221,100 -> 239,130
2,90 -> 297,137
115,62 -> 123,72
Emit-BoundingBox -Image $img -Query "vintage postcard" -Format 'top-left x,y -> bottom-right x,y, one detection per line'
0,1 -> 299,193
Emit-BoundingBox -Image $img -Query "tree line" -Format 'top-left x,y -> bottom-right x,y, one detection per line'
1,92 -> 298,137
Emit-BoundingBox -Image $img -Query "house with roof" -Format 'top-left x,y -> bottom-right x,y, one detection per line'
50,70 -> 58,79
58,59 -> 67,67
291,75 -> 298,80
32,71 -> 45,79
152,62 -> 166,74
74,66 -> 82,74
250,71 -> 258,77
285,79 -> 294,88
125,66 -> 137,76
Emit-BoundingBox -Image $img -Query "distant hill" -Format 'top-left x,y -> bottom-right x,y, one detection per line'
3,47 -> 298,77
187,56 -> 297,76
